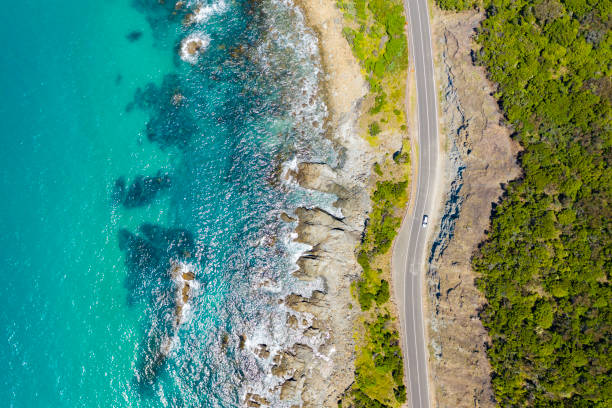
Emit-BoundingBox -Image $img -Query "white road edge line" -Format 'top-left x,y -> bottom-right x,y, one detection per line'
403,1 -> 419,406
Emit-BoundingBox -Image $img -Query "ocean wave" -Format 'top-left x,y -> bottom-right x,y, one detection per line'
186,0 -> 229,25
122,0 -> 338,405
254,0 -> 335,166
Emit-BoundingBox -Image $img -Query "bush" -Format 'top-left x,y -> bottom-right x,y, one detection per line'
369,121 -> 381,136
435,0 -> 476,11
375,280 -> 390,305
393,386 -> 406,403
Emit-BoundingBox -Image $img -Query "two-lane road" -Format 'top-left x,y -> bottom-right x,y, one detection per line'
393,0 -> 439,407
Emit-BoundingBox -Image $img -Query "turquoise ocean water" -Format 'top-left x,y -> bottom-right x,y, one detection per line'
0,1 -> 337,406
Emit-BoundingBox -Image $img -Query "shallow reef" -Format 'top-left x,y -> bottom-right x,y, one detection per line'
114,171 -> 172,208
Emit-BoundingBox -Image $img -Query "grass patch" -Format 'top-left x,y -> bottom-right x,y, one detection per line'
369,121 -> 382,136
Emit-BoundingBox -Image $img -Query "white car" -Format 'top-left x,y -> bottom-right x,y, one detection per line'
422,215 -> 429,228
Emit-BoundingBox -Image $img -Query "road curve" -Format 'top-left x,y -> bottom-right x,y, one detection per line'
393,0 -> 439,407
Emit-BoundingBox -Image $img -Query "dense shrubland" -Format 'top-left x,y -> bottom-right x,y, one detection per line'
436,0 -> 477,11
334,0 -> 411,406
337,0 -> 409,139
356,179 -> 408,312
437,0 -> 611,405
347,161 -> 410,408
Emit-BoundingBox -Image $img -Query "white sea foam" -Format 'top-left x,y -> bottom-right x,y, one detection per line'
253,0 -> 334,165
227,0 -> 342,405
188,0 -> 228,24
279,156 -> 344,219
179,32 -> 211,64
158,0 -> 338,405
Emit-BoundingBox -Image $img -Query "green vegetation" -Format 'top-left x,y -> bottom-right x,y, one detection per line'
434,0 -> 611,405
355,178 -> 407,311
337,0 -> 409,136
339,0 -> 408,76
436,0 -> 477,11
353,313 -> 407,407
363,180 -> 408,255
369,121 -> 382,136
336,0 -> 411,404
344,150 -> 410,407
373,162 -> 383,176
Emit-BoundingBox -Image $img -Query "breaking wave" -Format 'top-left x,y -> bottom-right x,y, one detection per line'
117,0 -> 337,406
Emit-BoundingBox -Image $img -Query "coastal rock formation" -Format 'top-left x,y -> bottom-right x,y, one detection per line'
248,0 -> 402,405
114,171 -> 172,209
426,9 -> 520,408
179,32 -> 210,64
276,162 -> 372,407
170,260 -> 197,326
228,0 -> 411,404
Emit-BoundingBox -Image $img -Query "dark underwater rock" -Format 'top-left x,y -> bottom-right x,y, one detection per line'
131,74 -> 198,149
126,30 -> 143,42
122,171 -> 171,208
118,224 -> 195,306
112,176 -> 126,204
118,223 -> 198,388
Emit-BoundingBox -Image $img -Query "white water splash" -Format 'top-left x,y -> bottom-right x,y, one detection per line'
188,0 -> 228,24
179,32 -> 211,64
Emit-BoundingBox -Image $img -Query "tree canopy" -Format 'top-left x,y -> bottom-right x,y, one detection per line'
436,0 -> 611,405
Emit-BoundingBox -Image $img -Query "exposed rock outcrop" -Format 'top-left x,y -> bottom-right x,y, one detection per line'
236,0 -> 408,404
272,121 -> 379,407
179,32 -> 210,64
261,0 -> 406,404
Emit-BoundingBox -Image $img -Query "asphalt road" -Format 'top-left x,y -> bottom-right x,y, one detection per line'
392,0 -> 439,407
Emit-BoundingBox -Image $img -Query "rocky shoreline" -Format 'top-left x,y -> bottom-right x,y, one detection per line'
425,9 -> 520,408
239,3 -> 521,407
251,0 -> 406,405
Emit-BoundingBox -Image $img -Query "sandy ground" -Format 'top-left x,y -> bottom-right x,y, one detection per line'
294,0 -> 366,124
